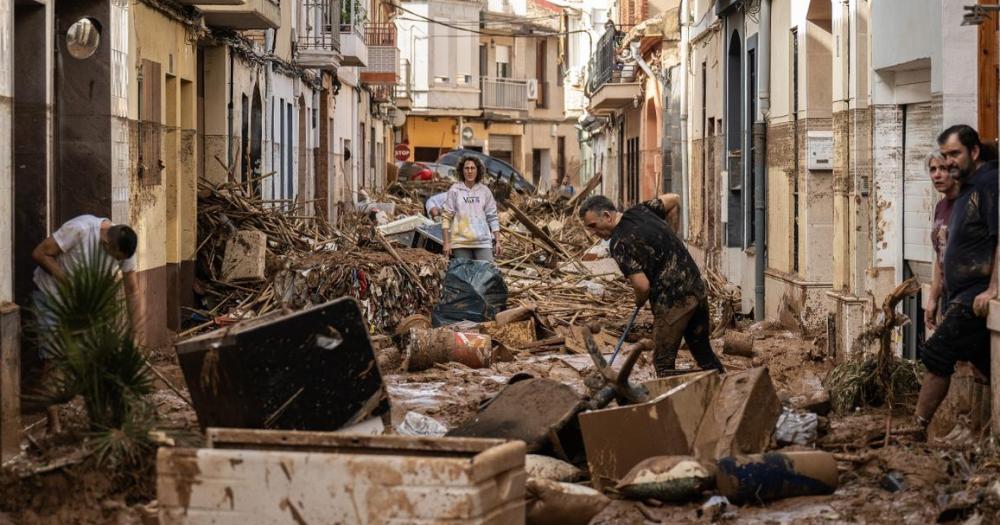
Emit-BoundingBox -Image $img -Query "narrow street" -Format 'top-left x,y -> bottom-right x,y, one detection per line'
2,0 -> 1000,524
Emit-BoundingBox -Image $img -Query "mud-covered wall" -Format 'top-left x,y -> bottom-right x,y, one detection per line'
128,3 -> 199,346
12,1 -> 51,307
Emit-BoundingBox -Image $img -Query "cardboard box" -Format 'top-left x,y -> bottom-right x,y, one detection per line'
579,370 -> 721,489
693,367 -> 782,460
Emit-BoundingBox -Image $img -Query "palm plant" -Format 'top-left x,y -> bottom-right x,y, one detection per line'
27,240 -> 154,466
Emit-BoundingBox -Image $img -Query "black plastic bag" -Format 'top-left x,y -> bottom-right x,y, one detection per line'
431,258 -> 508,326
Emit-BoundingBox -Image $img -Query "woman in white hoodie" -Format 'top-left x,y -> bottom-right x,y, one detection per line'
442,156 -> 501,262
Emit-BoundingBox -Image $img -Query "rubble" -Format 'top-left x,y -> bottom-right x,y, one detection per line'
192,181 -> 444,335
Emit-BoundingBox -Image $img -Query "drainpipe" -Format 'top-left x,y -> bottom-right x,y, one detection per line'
227,49 -> 234,170
679,0 -> 690,235
753,0 -> 771,321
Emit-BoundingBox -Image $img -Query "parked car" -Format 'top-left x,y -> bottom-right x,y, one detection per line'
424,162 -> 459,182
435,149 -> 537,194
395,161 -> 434,182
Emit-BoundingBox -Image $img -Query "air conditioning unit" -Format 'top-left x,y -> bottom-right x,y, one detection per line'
527,78 -> 539,100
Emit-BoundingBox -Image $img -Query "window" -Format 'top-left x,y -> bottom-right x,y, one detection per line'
496,45 -> 511,78
557,136 -> 566,184
286,101 -> 293,199
536,40 -> 548,108
748,47 -> 757,245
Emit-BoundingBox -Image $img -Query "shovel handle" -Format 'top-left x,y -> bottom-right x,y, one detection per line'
609,304 -> 642,365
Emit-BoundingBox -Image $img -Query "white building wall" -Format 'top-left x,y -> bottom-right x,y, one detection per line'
870,0 -> 978,282
398,0 -> 481,110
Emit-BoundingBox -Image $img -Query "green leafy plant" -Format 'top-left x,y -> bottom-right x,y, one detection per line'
27,240 -> 154,467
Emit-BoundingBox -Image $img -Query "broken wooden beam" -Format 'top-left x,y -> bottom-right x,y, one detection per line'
566,171 -> 604,209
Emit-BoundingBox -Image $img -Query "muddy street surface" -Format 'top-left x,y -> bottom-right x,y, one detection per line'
3,324 -> 999,524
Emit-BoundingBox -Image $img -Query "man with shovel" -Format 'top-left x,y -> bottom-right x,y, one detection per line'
579,194 -> 725,377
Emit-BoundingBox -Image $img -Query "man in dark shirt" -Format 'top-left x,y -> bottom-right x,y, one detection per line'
579,194 -> 725,376
915,125 -> 999,430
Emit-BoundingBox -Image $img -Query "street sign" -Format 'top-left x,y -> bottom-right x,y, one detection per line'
394,143 -> 410,162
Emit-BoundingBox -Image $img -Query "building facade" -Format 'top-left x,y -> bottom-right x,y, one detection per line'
395,0 -> 582,189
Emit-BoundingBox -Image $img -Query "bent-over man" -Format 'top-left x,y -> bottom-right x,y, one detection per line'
579,194 -> 725,376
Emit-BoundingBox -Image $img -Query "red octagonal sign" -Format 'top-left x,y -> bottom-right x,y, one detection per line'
394,143 -> 410,162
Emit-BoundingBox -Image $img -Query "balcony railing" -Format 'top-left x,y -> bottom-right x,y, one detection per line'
587,24 -> 625,94
339,0 -> 368,66
296,0 -> 341,69
360,23 -> 398,84
481,77 -> 529,111
364,22 -> 396,46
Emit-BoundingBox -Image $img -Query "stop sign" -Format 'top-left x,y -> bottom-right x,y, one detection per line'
394,143 -> 410,162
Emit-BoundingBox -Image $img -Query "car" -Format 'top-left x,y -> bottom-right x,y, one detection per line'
395,161 -> 434,182
435,149 -> 537,194
423,162 -> 459,182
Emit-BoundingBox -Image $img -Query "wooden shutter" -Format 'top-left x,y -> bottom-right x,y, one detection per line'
140,59 -> 163,186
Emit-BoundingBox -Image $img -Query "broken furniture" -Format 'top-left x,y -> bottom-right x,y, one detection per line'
580,370 -> 721,490
174,297 -> 389,431
580,365 -> 782,490
157,429 -> 526,524
447,377 -> 587,463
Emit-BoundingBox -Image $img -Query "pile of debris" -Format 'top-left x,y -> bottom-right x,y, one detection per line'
190,180 -> 444,335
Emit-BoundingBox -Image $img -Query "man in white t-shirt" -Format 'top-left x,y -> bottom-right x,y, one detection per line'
31,215 -> 140,433
32,215 -> 142,336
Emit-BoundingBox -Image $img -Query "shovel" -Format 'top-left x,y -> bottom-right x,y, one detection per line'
609,304 -> 642,365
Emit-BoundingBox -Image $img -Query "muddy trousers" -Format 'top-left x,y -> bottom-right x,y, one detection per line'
652,298 -> 725,377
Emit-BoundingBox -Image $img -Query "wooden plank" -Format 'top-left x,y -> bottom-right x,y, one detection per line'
987,299 -> 1000,437
0,303 -> 20,463
207,428 -> 509,455
979,0 -> 999,143
566,171 -> 604,208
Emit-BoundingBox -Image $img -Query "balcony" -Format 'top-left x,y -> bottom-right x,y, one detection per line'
587,23 -> 640,113
360,24 -> 399,84
296,0 -> 342,69
339,0 -> 368,67
481,77 -> 529,112
198,0 -> 280,30
395,58 -> 413,109
176,0 -> 241,4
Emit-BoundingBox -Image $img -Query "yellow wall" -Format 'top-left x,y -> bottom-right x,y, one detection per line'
130,4 -> 198,271
405,116 -> 459,159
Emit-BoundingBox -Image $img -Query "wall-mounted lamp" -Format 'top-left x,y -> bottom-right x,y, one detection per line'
962,4 -> 1000,25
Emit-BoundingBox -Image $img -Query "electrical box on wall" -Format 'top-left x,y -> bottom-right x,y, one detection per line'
807,131 -> 833,171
